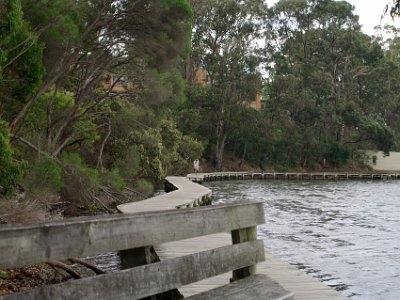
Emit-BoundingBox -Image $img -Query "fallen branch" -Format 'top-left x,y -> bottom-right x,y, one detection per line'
99,185 -> 124,205
123,187 -> 147,199
69,258 -> 105,275
88,192 -> 114,213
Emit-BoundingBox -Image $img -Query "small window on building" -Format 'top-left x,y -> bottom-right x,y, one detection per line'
372,155 -> 377,165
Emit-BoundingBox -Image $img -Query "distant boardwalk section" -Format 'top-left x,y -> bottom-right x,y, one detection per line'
188,171 -> 400,183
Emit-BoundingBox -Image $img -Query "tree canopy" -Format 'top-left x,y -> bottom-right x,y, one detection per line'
1,0 -> 400,208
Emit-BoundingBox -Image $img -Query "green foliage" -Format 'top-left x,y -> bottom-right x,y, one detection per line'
0,120 -> 25,195
160,118 -> 203,175
359,117 -> 395,154
256,0 -> 397,169
113,146 -> 141,181
25,90 -> 73,129
325,144 -> 351,167
109,99 -> 203,182
0,0 -> 44,121
23,90 -> 99,156
61,152 -> 99,185
24,156 -> 63,193
101,168 -> 125,192
134,179 -> 154,196
140,68 -> 187,105
184,0 -> 266,170
60,152 -> 99,204
0,270 -> 8,279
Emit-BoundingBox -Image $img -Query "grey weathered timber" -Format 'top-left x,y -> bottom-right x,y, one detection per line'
185,274 -> 294,300
157,233 -> 348,299
0,202 -> 264,268
0,241 -> 264,300
231,226 -> 257,280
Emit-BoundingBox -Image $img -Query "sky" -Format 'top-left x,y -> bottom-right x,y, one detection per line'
264,0 -> 399,36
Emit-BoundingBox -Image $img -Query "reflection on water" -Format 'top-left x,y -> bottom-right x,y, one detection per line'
205,180 -> 400,300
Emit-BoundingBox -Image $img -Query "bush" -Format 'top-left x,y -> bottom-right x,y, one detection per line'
60,152 -> 99,205
113,146 -> 141,181
0,121 -> 25,196
325,143 -> 351,167
24,156 -> 63,193
134,179 -> 154,196
101,168 -> 125,192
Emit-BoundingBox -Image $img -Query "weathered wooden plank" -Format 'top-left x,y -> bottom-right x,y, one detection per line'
157,233 -> 348,299
231,226 -> 257,280
1,241 -> 265,300
0,202 -> 264,268
185,274 -> 294,300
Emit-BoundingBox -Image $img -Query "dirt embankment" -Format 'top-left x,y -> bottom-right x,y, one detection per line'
0,265 -> 70,295
198,153 -> 371,174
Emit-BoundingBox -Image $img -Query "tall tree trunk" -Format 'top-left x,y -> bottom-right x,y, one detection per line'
215,122 -> 227,172
238,142 -> 247,168
97,121 -> 112,169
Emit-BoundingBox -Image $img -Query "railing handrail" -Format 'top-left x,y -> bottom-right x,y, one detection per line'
0,201 -> 264,269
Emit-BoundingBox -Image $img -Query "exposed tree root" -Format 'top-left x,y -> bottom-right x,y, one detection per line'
69,258 -> 105,275
46,261 -> 81,279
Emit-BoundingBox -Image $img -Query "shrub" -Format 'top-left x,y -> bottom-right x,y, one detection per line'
60,152 -> 99,205
134,179 -> 154,196
0,121 -> 25,196
24,156 -> 63,193
101,168 -> 125,192
325,143 -> 351,167
113,146 -> 141,181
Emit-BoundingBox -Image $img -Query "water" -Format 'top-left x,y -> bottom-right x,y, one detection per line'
205,180 -> 400,300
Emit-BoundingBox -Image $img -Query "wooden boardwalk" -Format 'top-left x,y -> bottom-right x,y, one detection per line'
117,176 -> 348,299
118,176 -> 212,213
188,171 -> 400,183
156,234 -> 346,299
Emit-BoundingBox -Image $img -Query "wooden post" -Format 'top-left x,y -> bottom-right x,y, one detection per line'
230,226 -> 257,281
120,247 -> 183,300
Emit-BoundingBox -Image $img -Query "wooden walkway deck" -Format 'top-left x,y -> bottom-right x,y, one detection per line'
156,233 -> 346,299
117,176 -> 348,299
118,176 -> 212,213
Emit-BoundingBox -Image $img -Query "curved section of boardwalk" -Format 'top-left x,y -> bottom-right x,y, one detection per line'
118,175 -> 348,299
117,176 -> 212,213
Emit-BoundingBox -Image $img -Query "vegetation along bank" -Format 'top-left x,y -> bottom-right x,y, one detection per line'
2,0 -> 400,221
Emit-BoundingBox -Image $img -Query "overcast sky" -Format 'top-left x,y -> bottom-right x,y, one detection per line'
264,0 -> 399,36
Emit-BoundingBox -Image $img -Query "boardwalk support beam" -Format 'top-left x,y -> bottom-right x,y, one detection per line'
231,226 -> 257,280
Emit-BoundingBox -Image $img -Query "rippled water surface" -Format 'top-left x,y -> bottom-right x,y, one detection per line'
205,180 -> 400,300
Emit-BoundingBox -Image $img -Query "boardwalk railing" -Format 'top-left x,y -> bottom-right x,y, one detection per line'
0,202 -> 292,299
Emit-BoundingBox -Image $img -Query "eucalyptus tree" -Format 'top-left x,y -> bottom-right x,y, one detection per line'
9,0 -> 193,159
0,0 -> 42,195
0,0 -> 194,197
366,26 -> 400,151
265,0 -> 394,167
0,0 -> 44,122
185,0 -> 267,170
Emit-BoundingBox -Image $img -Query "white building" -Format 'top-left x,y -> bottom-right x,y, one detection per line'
364,150 -> 400,171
